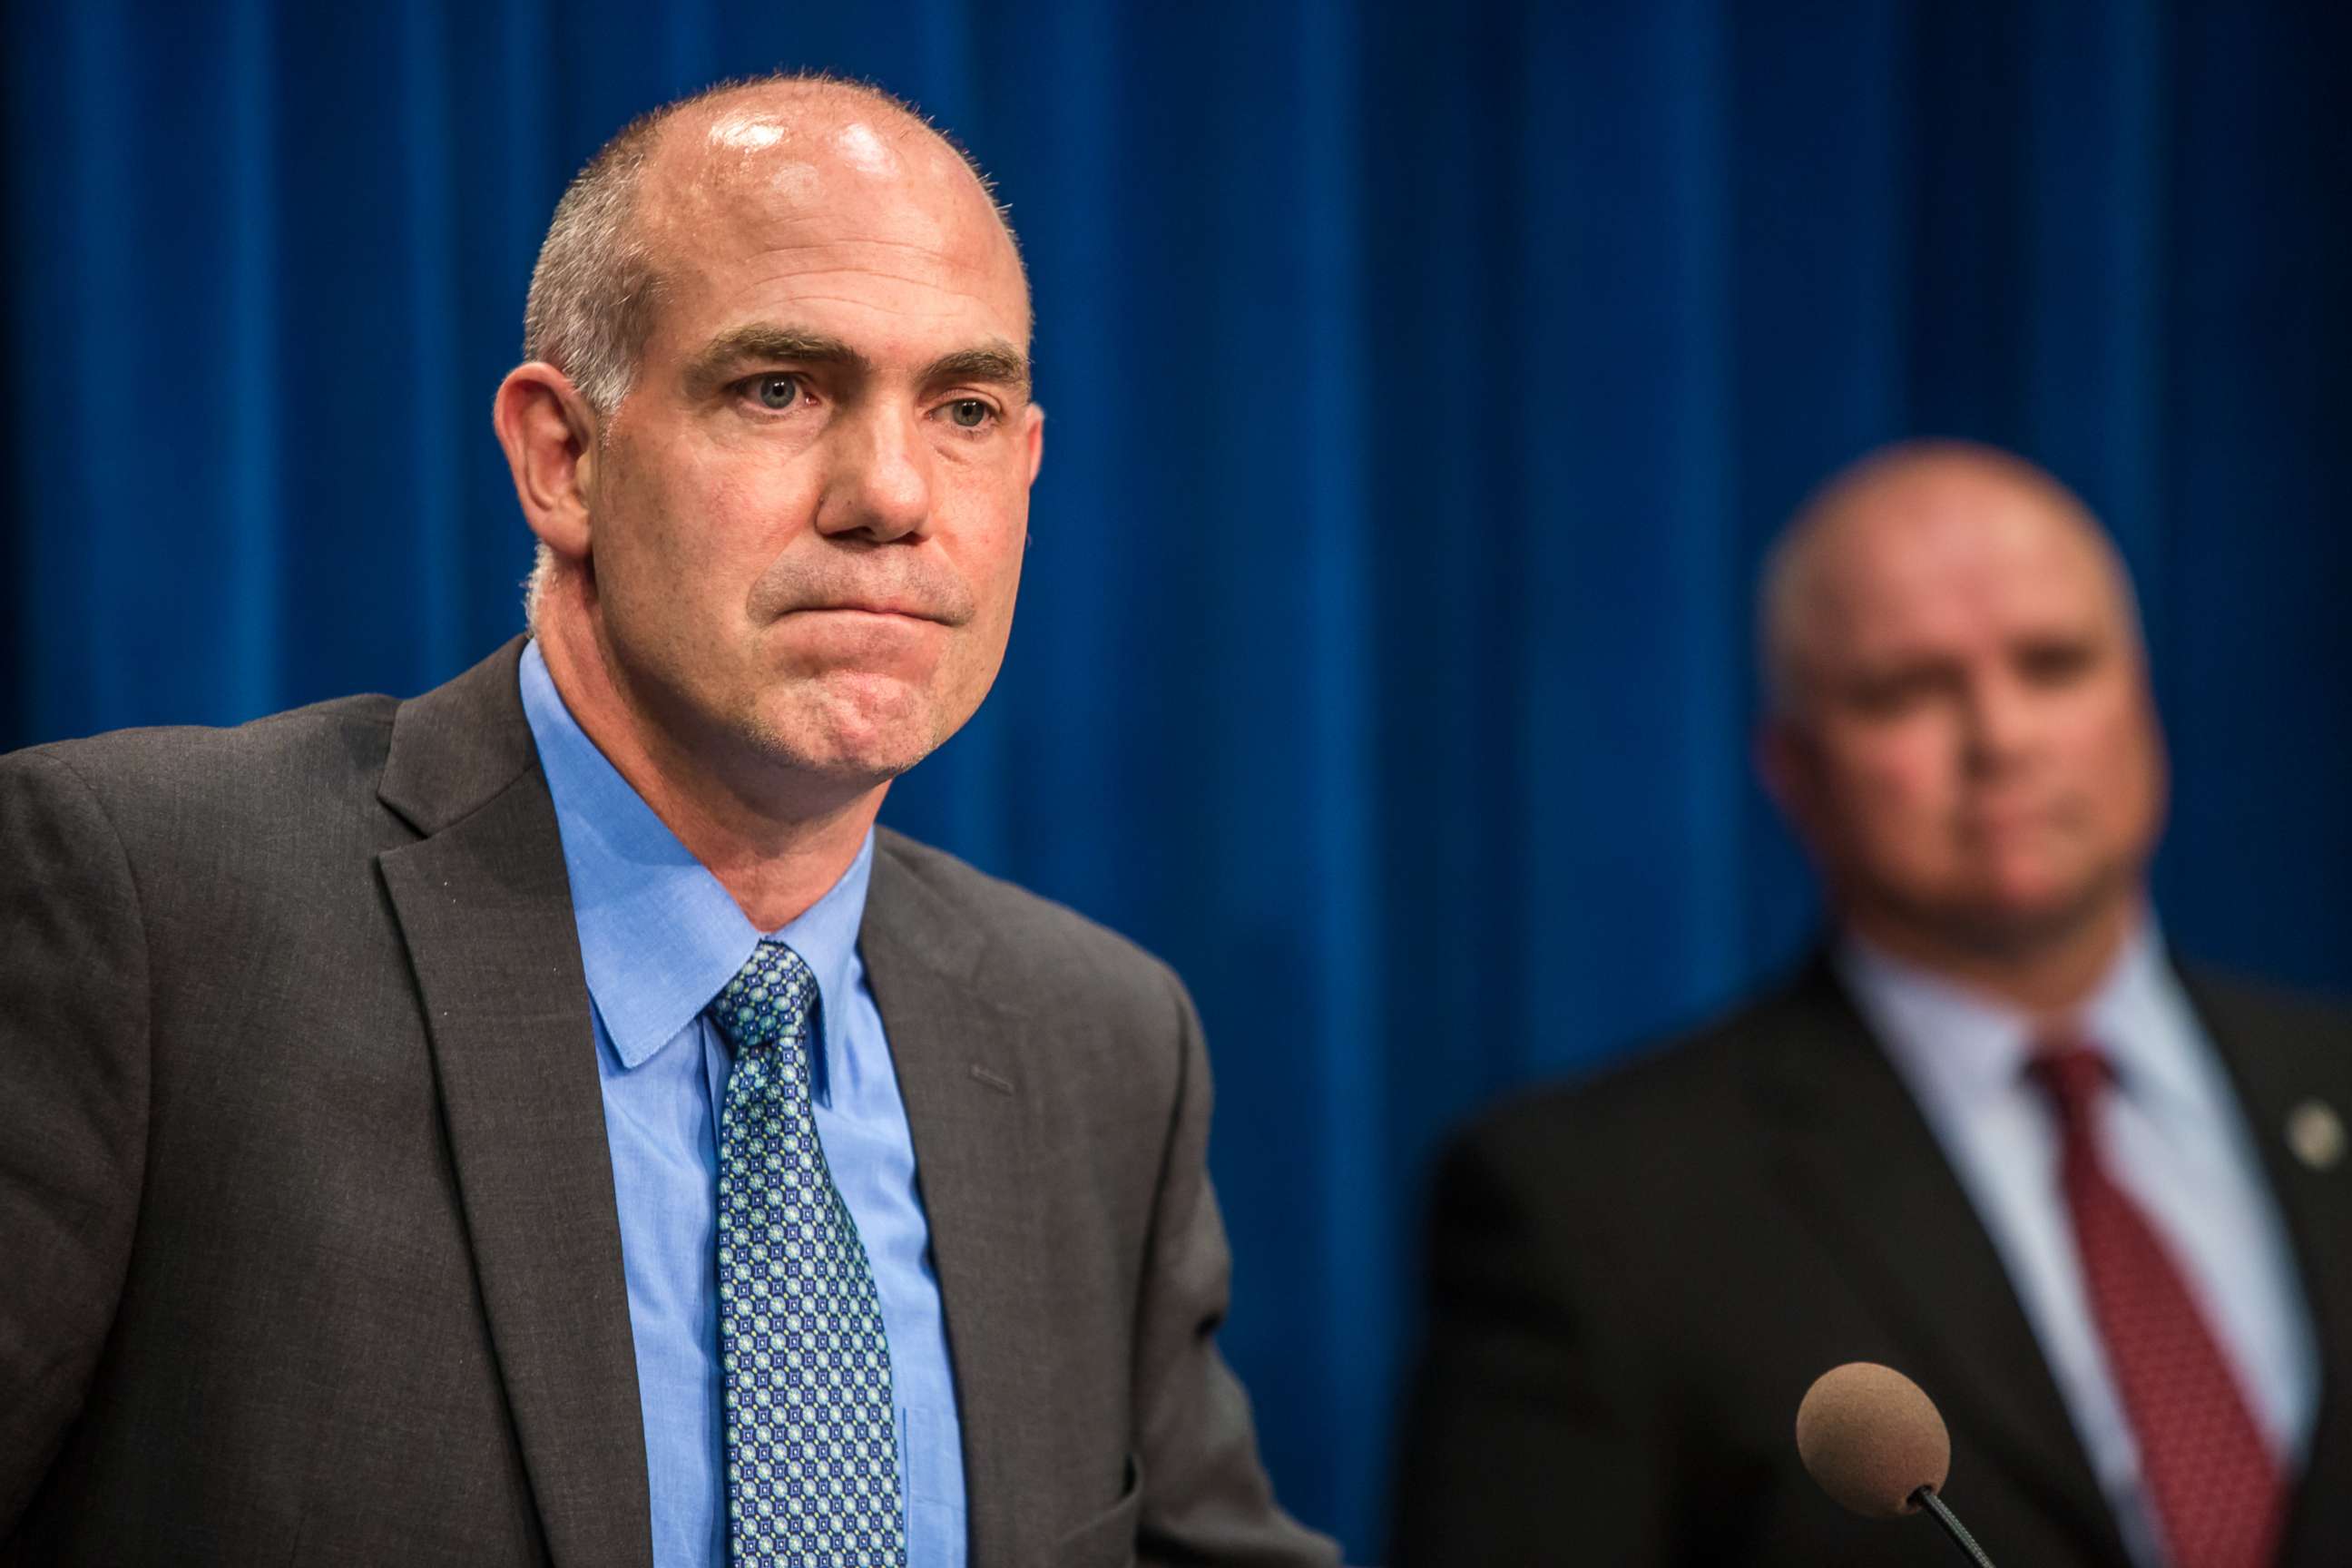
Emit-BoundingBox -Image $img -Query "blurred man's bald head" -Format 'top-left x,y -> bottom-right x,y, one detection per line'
1752,440 -> 2168,1007
1759,441 -> 2143,721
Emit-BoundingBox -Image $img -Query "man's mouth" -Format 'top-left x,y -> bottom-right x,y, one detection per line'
791,601 -> 953,626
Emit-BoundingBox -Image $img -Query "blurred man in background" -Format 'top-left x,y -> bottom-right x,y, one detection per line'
1,74 -> 1331,1568
1393,440 -> 2352,1567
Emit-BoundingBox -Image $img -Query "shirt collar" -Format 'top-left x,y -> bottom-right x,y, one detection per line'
2076,918 -> 2209,1121
1838,914 -> 2189,1114
517,638 -> 876,1071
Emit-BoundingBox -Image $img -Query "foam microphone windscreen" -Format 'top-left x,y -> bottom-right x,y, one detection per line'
1795,1362 -> 1952,1519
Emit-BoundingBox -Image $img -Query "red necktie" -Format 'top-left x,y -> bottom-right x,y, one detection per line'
2027,1043 -> 2288,1568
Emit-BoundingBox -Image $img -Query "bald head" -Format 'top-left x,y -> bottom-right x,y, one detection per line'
522,73 -> 1027,419
491,67 -> 1047,848
1759,441 -> 2143,720
1751,440 -> 2169,1003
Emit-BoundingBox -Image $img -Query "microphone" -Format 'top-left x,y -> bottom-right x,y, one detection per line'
1796,1363 -> 1996,1566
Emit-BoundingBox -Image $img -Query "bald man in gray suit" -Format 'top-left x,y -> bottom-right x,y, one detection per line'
1,75 -> 1331,1568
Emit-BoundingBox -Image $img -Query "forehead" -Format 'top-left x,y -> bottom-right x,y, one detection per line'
1805,475 -> 2126,662
636,93 -> 1029,349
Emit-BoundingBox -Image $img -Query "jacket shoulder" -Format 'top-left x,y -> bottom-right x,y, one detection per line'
872,827 -> 1184,1018
1465,972 -> 1821,1147
5,692 -> 401,824
2181,963 -> 2352,1039
1447,965 -> 1836,1211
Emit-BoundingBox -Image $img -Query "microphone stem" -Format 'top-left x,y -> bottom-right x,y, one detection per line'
1910,1486 -> 1997,1568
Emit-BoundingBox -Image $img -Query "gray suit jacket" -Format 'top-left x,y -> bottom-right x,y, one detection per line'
0,638 -> 1333,1568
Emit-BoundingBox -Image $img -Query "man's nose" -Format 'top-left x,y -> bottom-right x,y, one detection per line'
818,404 -> 934,542
1961,672 -> 2038,774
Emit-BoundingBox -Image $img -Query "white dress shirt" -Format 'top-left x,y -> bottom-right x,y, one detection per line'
1839,921 -> 2317,1566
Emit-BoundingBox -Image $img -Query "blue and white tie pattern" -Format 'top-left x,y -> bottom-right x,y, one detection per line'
709,942 -> 906,1568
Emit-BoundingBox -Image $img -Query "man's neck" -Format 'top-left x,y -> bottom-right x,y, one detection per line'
1842,887 -> 2147,1019
534,619 -> 885,933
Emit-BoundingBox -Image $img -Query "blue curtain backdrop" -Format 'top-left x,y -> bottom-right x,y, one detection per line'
5,1 -> 2348,1555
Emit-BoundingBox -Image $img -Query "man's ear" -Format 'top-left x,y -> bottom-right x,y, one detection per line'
1755,718 -> 1820,846
493,363 -> 603,563
1021,401 -> 1045,487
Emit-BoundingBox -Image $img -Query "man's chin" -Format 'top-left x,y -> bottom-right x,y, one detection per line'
777,744 -> 927,791
1939,873 -> 2127,957
744,686 -> 947,789
745,727 -> 933,790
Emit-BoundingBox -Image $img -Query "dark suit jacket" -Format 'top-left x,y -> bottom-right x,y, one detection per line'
0,638 -> 1333,1568
1392,956 -> 2352,1567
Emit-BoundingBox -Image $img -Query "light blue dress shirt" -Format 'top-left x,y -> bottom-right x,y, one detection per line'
1841,921 -> 2317,1568
518,641 -> 968,1568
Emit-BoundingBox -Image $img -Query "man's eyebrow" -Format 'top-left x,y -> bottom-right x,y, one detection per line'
683,326 -> 865,396
681,328 -> 1034,401
924,342 -> 1034,397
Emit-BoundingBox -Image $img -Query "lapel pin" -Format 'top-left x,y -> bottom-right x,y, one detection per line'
2286,1099 -> 2346,1172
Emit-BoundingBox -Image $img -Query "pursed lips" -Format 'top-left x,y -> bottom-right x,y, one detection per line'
1958,799 -> 2070,839
786,600 -> 960,627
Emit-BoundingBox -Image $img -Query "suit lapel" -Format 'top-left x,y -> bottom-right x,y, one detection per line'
861,835 -> 1048,1568
1748,960 -> 2129,1564
376,640 -> 652,1568
2185,975 -> 2352,1568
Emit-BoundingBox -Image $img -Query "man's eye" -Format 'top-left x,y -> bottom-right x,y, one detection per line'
946,398 -> 994,429
1846,671 -> 1941,718
750,375 -> 800,411
2017,641 -> 2095,685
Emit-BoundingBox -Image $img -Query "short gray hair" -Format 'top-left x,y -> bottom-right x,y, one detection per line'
521,122 -> 664,419
517,105 -> 667,628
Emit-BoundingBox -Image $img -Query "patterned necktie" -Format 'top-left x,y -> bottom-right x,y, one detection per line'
709,942 -> 906,1568
2027,1042 -> 2287,1568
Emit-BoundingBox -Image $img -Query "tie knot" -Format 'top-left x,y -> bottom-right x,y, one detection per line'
2025,1038 -> 2112,1125
709,942 -> 818,1054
